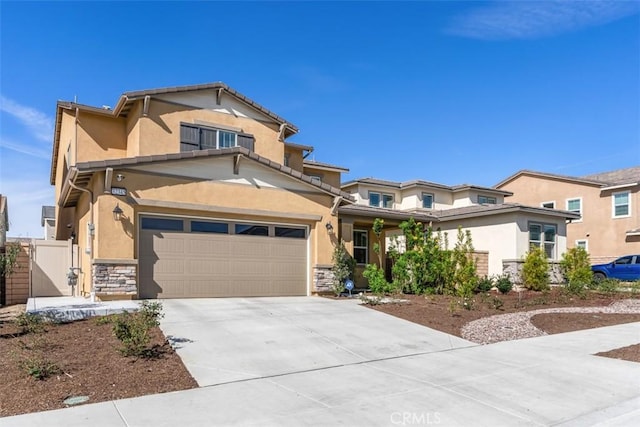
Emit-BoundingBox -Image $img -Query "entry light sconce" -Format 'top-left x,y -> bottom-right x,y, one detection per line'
113,203 -> 124,221
325,222 -> 334,234
115,173 -> 125,182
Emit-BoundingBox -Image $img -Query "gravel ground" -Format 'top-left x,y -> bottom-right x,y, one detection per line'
461,299 -> 640,344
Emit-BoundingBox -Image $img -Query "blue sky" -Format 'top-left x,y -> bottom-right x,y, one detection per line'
1,1 -> 639,237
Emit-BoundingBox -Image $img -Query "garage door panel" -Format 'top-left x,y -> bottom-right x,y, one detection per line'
139,219 -> 307,298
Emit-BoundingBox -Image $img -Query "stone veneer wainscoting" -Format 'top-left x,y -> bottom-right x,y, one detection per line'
93,259 -> 138,299
313,264 -> 335,294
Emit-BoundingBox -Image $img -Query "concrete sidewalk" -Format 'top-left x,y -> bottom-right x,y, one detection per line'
2,298 -> 639,426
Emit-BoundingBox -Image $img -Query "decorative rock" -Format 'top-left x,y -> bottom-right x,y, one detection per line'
64,396 -> 90,406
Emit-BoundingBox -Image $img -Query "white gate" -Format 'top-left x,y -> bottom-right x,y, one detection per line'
31,240 -> 73,297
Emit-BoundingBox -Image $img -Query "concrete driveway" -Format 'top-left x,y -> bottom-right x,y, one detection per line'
2,297 -> 639,426
159,297 -> 472,386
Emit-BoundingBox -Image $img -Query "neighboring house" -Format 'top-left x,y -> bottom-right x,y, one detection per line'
0,194 -> 7,247
41,206 -> 56,240
50,82 -> 354,300
496,167 -> 640,264
340,178 -> 579,283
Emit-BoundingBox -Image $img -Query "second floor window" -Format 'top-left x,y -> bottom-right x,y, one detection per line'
422,193 -> 434,209
566,198 -> 582,218
180,124 -> 254,152
369,192 -> 393,208
613,192 -> 630,218
478,195 -> 497,204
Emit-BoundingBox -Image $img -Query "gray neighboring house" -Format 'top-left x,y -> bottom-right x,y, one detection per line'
41,206 -> 56,240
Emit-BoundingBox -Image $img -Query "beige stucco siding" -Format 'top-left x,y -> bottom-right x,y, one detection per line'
125,101 -> 143,157
137,97 -> 284,162
75,113 -> 127,164
499,175 -> 639,261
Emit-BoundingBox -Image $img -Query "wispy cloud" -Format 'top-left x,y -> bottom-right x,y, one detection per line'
0,136 -> 50,159
287,66 -> 347,92
447,1 -> 640,40
0,95 -> 53,142
0,178 -> 54,238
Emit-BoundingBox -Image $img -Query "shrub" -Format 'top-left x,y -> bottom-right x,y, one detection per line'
521,247 -> 550,291
15,313 -> 45,334
475,276 -> 494,293
560,247 -> 592,290
331,240 -> 355,296
19,354 -> 61,380
363,264 -> 396,294
495,274 -> 513,294
597,278 -> 620,294
113,301 -> 164,357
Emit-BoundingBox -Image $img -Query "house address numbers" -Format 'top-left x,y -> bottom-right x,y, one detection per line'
111,187 -> 127,196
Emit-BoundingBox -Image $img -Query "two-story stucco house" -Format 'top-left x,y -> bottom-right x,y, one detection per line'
496,167 -> 640,264
51,82 -> 354,300
339,178 -> 580,283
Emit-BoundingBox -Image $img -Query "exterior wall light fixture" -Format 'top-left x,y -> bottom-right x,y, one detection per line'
113,203 -> 124,221
325,222 -> 334,234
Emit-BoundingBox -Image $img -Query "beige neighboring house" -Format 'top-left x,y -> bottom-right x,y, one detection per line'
496,167 -> 640,264
50,82 -> 354,300
340,178 -> 579,284
0,194 -> 7,247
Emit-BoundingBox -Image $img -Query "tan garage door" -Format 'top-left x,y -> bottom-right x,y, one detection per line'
139,216 -> 307,298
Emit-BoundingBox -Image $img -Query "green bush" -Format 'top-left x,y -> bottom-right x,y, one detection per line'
560,247 -> 592,290
495,274 -> 513,294
521,247 -> 550,291
475,276 -> 494,293
331,241 -> 355,296
363,264 -> 397,294
113,301 -> 164,357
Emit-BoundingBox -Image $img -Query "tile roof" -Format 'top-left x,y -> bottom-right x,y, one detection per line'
496,167 -> 639,188
582,166 -> 640,186
303,159 -> 350,172
342,177 -> 511,195
338,204 -> 437,223
431,203 -> 580,221
64,147 -> 354,207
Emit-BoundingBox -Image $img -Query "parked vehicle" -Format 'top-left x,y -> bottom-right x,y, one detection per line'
591,255 -> 640,281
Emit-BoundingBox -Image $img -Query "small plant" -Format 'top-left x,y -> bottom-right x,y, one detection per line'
0,242 -> 21,277
521,247 -> 550,291
475,276 -> 494,293
19,354 -> 61,380
596,278 -> 620,294
94,315 -> 113,325
14,313 -> 45,334
489,296 -> 504,310
363,264 -> 396,294
112,301 -> 164,357
495,274 -> 513,294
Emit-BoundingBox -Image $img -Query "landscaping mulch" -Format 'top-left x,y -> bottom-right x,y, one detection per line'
0,315 -> 197,418
366,289 -> 640,363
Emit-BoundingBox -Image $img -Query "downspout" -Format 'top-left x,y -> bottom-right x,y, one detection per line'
74,107 -> 79,166
68,180 -> 95,302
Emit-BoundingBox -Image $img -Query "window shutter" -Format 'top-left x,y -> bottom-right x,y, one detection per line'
180,125 -> 199,144
237,134 -> 255,151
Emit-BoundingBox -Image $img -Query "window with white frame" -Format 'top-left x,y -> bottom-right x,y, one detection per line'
180,123 -> 255,152
422,193 -> 434,209
575,240 -> 588,251
369,192 -> 393,208
612,191 -> 630,218
478,195 -> 497,204
529,222 -> 557,258
541,201 -> 555,209
353,229 -> 368,264
566,198 -> 582,220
